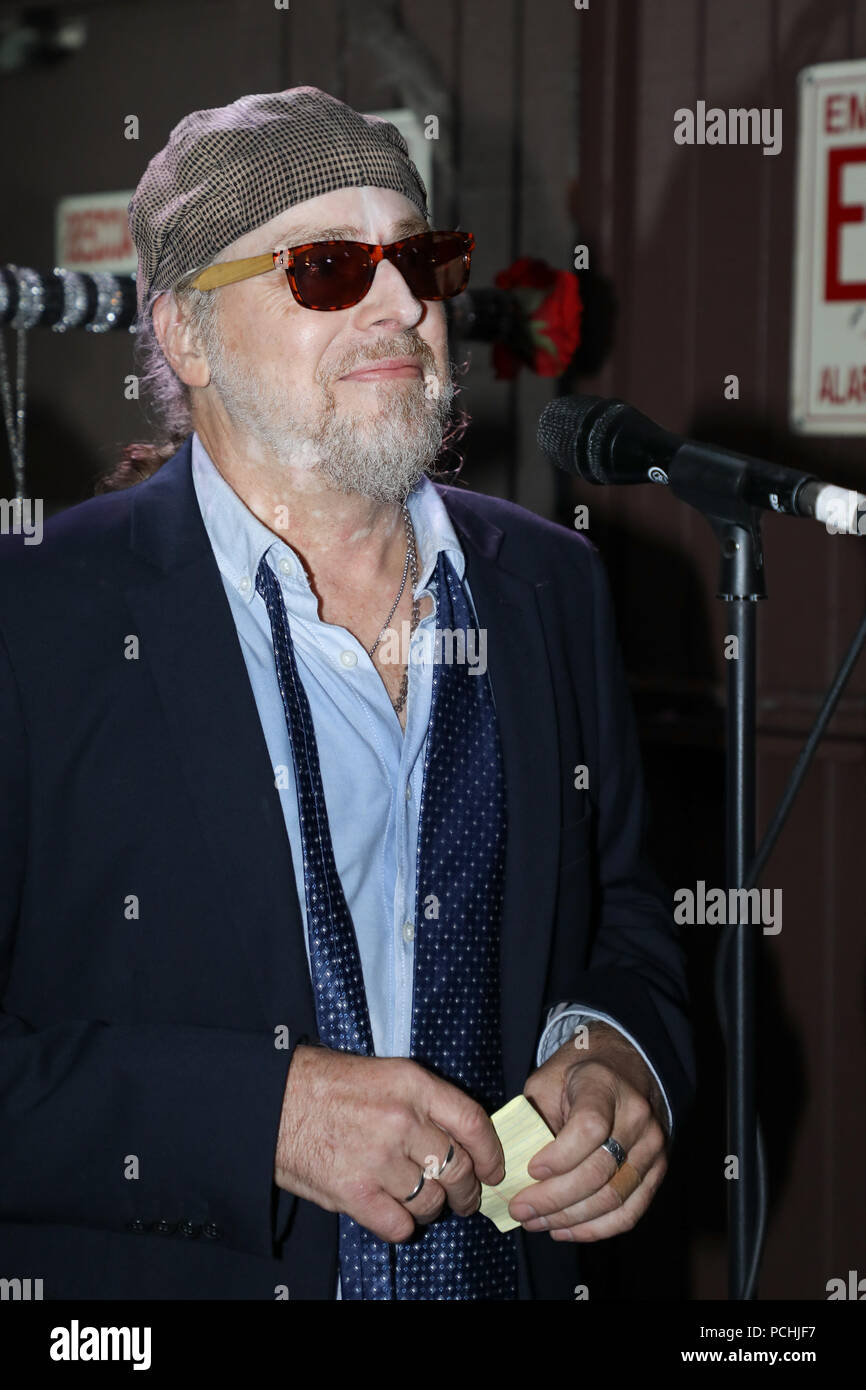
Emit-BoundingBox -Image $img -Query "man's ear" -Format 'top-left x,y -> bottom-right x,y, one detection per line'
152,291 -> 211,388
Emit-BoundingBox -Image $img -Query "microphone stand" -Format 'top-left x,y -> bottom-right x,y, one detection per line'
544,398 -> 866,1298
665,444 -> 766,1301
718,515 -> 762,1303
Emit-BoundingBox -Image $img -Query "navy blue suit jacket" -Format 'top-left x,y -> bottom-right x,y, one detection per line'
0,437 -> 694,1299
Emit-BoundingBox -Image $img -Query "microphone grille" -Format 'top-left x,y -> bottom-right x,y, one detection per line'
537,395 -> 629,482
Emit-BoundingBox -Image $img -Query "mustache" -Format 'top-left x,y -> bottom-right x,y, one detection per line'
322,333 -> 437,382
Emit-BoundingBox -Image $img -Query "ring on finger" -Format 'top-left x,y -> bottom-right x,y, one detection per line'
402,1169 -> 427,1203
600,1136 -> 627,1170
423,1142 -> 455,1180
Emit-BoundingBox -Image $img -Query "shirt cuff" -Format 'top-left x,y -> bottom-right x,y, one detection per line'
536,1003 -> 674,1137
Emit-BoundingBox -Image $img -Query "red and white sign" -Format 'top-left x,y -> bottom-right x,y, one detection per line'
791,60 -> 866,433
55,191 -> 137,274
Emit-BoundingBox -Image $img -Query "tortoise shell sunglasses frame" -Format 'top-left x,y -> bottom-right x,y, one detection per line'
184,229 -> 475,311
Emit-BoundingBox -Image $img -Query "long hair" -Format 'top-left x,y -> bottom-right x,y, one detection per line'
94,279 -> 219,494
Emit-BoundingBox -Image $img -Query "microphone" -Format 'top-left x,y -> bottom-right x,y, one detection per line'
538,395 -> 866,536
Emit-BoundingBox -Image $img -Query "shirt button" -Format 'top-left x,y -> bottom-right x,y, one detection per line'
402,921 -> 415,943
278,557 -> 293,576
150,1218 -> 177,1236
238,575 -> 251,595
339,650 -> 358,668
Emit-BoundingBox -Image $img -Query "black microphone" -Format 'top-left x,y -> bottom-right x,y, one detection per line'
538,394 -> 866,535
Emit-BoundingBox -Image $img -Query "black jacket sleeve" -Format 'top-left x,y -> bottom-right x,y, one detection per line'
0,622 -> 303,1258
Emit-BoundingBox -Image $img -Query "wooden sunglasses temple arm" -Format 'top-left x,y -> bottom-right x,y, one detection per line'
187,252 -> 277,291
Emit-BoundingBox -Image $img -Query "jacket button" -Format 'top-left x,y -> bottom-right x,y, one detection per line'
202,1221 -> 222,1240
178,1220 -> 202,1239
150,1218 -> 177,1236
125,1217 -> 148,1234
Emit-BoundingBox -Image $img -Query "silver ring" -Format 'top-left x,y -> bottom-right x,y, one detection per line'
402,1170 -> 426,1203
10,266 -> 45,330
601,1137 -> 627,1169
51,268 -> 90,333
438,1142 -> 455,1176
422,1142 -> 455,1180
86,272 -> 124,333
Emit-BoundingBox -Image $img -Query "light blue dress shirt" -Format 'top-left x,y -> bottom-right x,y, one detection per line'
190,431 -> 672,1150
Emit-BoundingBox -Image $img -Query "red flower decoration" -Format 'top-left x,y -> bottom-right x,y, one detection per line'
491,256 -> 583,380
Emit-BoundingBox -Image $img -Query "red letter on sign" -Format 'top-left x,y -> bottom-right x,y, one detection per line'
826,146 -> 866,300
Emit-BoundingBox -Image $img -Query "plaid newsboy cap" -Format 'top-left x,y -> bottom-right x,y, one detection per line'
128,86 -> 430,318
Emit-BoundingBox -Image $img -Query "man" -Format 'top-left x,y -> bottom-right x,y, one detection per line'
0,87 -> 694,1300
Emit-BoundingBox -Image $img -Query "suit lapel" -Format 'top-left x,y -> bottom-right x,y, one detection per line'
122,439 -> 318,1035
436,486 -> 562,1094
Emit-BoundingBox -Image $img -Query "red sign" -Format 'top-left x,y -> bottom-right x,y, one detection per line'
791,60 -> 866,434
55,192 -> 137,274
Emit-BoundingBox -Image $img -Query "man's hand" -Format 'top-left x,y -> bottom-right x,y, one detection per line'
508,1021 -> 669,1241
274,1045 -> 506,1242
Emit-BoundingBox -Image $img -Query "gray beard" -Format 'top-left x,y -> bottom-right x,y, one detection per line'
202,324 -> 456,504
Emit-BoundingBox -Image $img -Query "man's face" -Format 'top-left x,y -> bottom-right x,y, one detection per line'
191,186 -> 457,503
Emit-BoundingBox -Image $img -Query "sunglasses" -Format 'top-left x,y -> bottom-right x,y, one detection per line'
186,229 -> 475,311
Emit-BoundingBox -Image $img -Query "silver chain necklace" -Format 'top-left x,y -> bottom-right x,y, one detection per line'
368,502 -> 419,716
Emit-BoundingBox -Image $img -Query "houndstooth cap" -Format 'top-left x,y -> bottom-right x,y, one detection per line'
128,86 -> 430,318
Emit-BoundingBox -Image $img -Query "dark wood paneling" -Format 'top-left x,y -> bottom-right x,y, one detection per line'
579,0 -> 866,1301
455,0 -> 521,501
515,1 -> 579,519
0,0 -> 289,497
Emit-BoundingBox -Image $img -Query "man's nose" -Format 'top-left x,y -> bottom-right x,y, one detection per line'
353,256 -> 425,330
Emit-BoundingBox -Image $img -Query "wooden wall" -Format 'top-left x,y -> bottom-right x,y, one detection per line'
576,0 -> 866,1302
0,0 -> 863,1300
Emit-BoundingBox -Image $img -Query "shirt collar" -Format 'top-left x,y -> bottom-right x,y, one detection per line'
190,430 -> 466,606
